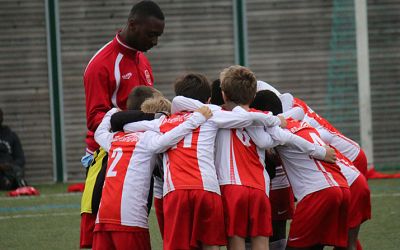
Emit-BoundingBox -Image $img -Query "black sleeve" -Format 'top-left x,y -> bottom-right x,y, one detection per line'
110,110 -> 155,132
152,154 -> 164,179
11,131 -> 25,168
265,149 -> 282,179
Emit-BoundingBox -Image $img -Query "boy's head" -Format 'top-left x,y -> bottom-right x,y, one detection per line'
140,96 -> 171,113
219,65 -> 257,105
250,90 -> 283,115
211,79 -> 224,106
127,86 -> 162,110
174,73 -> 211,104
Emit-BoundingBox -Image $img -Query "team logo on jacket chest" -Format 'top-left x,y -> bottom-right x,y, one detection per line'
122,72 -> 132,80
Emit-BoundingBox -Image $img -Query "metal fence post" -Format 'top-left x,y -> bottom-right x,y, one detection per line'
355,0 -> 374,166
45,0 -> 66,182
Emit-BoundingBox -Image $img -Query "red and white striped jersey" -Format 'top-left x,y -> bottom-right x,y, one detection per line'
215,123 -> 270,195
124,98 -> 281,197
335,149 -> 360,186
94,108 -> 206,229
160,112 -> 221,196
283,97 -> 361,161
276,119 -> 348,201
159,108 -> 279,196
215,107 -> 326,195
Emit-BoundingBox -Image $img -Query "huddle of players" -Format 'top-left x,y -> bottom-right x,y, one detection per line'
92,65 -> 371,250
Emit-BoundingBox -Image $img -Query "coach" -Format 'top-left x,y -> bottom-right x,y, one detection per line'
80,1 -> 165,248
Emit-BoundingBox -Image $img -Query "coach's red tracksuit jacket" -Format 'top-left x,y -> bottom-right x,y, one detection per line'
84,33 -> 154,153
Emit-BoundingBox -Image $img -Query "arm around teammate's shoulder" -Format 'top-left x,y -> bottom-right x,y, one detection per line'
94,108 -> 119,152
144,107 -> 211,154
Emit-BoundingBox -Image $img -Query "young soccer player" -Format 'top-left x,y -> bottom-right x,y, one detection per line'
92,97 -> 212,250
254,81 -> 295,250
266,158 -> 294,250
252,90 -> 351,250
216,66 -> 277,250
255,90 -> 372,250
257,80 -> 368,178
124,73 -> 283,250
334,150 -> 371,250
110,89 -> 168,238
219,67 -> 340,250
172,68 -> 336,250
210,79 -> 224,106
284,95 -> 368,177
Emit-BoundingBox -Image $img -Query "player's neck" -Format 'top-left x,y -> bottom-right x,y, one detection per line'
222,101 -> 238,111
119,27 -> 128,41
239,104 -> 250,111
118,27 -> 135,50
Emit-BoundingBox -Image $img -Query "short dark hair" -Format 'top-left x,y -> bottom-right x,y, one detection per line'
220,65 -> 257,105
174,73 -> 211,103
250,90 -> 283,115
211,79 -> 224,106
129,1 -> 165,21
127,86 -> 162,110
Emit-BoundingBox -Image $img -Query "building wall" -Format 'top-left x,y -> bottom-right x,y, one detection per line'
368,0 -> 400,169
0,0 -> 54,183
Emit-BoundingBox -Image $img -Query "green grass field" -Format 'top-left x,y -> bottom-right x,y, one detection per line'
0,178 -> 399,250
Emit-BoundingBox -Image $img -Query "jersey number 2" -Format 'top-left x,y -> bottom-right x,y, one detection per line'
106,147 -> 123,177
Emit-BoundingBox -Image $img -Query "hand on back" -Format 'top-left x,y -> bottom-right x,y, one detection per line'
278,115 -> 287,128
323,145 -> 337,163
195,106 -> 213,120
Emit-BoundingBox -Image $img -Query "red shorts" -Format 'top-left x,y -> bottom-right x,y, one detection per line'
353,149 -> 368,178
80,212 -> 96,248
92,228 -> 150,250
348,175 -> 371,228
221,185 -> 272,238
269,187 -> 295,221
154,197 -> 164,238
163,190 -> 227,249
287,187 -> 350,248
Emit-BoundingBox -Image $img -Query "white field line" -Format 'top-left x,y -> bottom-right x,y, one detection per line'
0,212 -> 76,220
0,192 -> 81,201
371,192 -> 400,198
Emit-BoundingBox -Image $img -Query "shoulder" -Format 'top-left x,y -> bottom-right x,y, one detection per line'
0,126 -> 13,135
84,40 -> 115,76
0,126 -> 19,141
137,52 -> 151,66
141,130 -> 161,142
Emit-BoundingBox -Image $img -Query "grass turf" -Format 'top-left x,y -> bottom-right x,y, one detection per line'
0,178 -> 399,249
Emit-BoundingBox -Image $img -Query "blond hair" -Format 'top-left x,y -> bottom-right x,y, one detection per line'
140,97 -> 171,113
219,65 -> 257,105
127,86 -> 163,110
